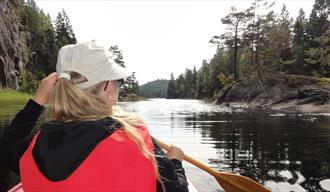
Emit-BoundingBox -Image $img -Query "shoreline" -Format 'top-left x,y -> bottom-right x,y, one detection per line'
221,101 -> 330,114
214,73 -> 330,114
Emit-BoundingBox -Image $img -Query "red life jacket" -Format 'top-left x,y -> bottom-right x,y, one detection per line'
19,125 -> 156,192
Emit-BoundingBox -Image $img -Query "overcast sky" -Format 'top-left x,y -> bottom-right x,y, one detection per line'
35,0 -> 314,85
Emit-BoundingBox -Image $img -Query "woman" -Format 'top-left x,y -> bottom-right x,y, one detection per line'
0,42 -> 189,192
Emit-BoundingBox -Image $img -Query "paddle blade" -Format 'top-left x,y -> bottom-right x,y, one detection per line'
215,172 -> 271,192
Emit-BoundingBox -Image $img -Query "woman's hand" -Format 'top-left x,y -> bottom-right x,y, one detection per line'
32,72 -> 58,106
166,145 -> 185,161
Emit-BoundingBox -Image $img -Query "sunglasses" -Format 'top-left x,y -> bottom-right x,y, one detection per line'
104,79 -> 124,91
114,79 -> 124,87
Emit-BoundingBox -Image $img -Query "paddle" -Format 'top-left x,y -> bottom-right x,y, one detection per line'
156,139 -> 271,192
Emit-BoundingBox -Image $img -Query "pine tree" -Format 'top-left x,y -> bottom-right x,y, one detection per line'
245,0 -> 275,77
307,0 -> 330,48
54,9 -> 77,48
256,11 -> 277,69
192,66 -> 198,97
305,0 -> 330,76
221,7 -> 254,80
209,49 -> 227,93
176,74 -> 186,98
196,60 -> 212,98
109,45 -> 125,67
305,29 -> 330,77
167,73 -> 176,98
184,69 -> 194,98
25,0 -> 37,8
108,46 -> 139,94
292,9 -> 308,74
277,4 -> 295,72
122,72 -> 139,95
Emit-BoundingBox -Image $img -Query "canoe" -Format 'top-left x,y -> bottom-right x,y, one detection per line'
8,183 -> 23,192
9,181 -> 198,192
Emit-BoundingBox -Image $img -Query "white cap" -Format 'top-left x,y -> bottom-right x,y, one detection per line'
56,41 -> 130,89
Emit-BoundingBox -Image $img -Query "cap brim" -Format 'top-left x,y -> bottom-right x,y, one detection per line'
107,62 -> 132,81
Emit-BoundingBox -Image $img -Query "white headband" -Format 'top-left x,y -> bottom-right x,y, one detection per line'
59,72 -> 71,80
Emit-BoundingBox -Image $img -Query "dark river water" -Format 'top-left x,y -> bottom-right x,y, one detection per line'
1,99 -> 330,192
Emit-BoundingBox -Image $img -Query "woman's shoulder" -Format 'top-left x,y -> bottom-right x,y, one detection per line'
133,122 -> 148,130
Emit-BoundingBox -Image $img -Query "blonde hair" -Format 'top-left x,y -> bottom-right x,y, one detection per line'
48,71 -> 165,190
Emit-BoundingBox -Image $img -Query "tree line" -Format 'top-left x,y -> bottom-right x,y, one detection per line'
167,0 -> 330,99
16,0 -> 138,95
139,79 -> 169,98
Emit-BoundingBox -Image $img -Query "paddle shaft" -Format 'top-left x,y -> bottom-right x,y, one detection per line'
156,139 -> 219,176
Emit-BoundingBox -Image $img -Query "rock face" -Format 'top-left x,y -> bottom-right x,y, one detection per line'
214,73 -> 330,113
0,0 -> 27,90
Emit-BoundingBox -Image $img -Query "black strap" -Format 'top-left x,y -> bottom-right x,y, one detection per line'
102,117 -> 122,134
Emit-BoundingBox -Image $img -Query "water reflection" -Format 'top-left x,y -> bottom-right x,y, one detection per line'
1,99 -> 330,192
121,99 -> 330,192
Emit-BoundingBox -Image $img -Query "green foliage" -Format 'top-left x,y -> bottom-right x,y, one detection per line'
217,73 -> 234,88
305,29 -> 330,77
277,5 -> 294,72
307,0 -> 329,48
167,47 -> 234,99
18,0 -> 57,92
220,6 -> 254,80
0,88 -> 31,105
54,9 -> 77,48
175,74 -> 187,98
22,0 -> 57,72
14,1 -> 77,93
167,73 -> 176,98
109,45 -> 125,67
291,9 -> 308,75
120,72 -> 139,95
304,0 -> 329,77
319,77 -> 330,86
281,73 -> 330,88
18,66 -> 40,93
169,0 -> 330,100
140,79 -> 169,98
108,45 -> 139,95
4,0 -> 330,101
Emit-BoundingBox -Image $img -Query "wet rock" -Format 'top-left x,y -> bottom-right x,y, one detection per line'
215,73 -> 330,113
119,93 -> 144,101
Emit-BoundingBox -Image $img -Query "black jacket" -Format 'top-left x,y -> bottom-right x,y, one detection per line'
0,99 -> 189,192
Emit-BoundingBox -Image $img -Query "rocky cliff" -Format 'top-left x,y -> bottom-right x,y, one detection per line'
0,0 -> 28,90
214,73 -> 330,113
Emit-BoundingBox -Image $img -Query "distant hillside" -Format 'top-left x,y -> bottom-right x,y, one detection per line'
139,79 -> 169,98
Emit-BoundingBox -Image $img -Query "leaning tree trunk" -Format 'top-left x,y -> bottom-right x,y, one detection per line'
234,26 -> 239,81
256,22 -> 262,79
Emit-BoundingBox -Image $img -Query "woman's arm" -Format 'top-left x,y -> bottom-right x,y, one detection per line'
151,137 -> 189,192
0,99 -> 44,173
0,72 -> 58,174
